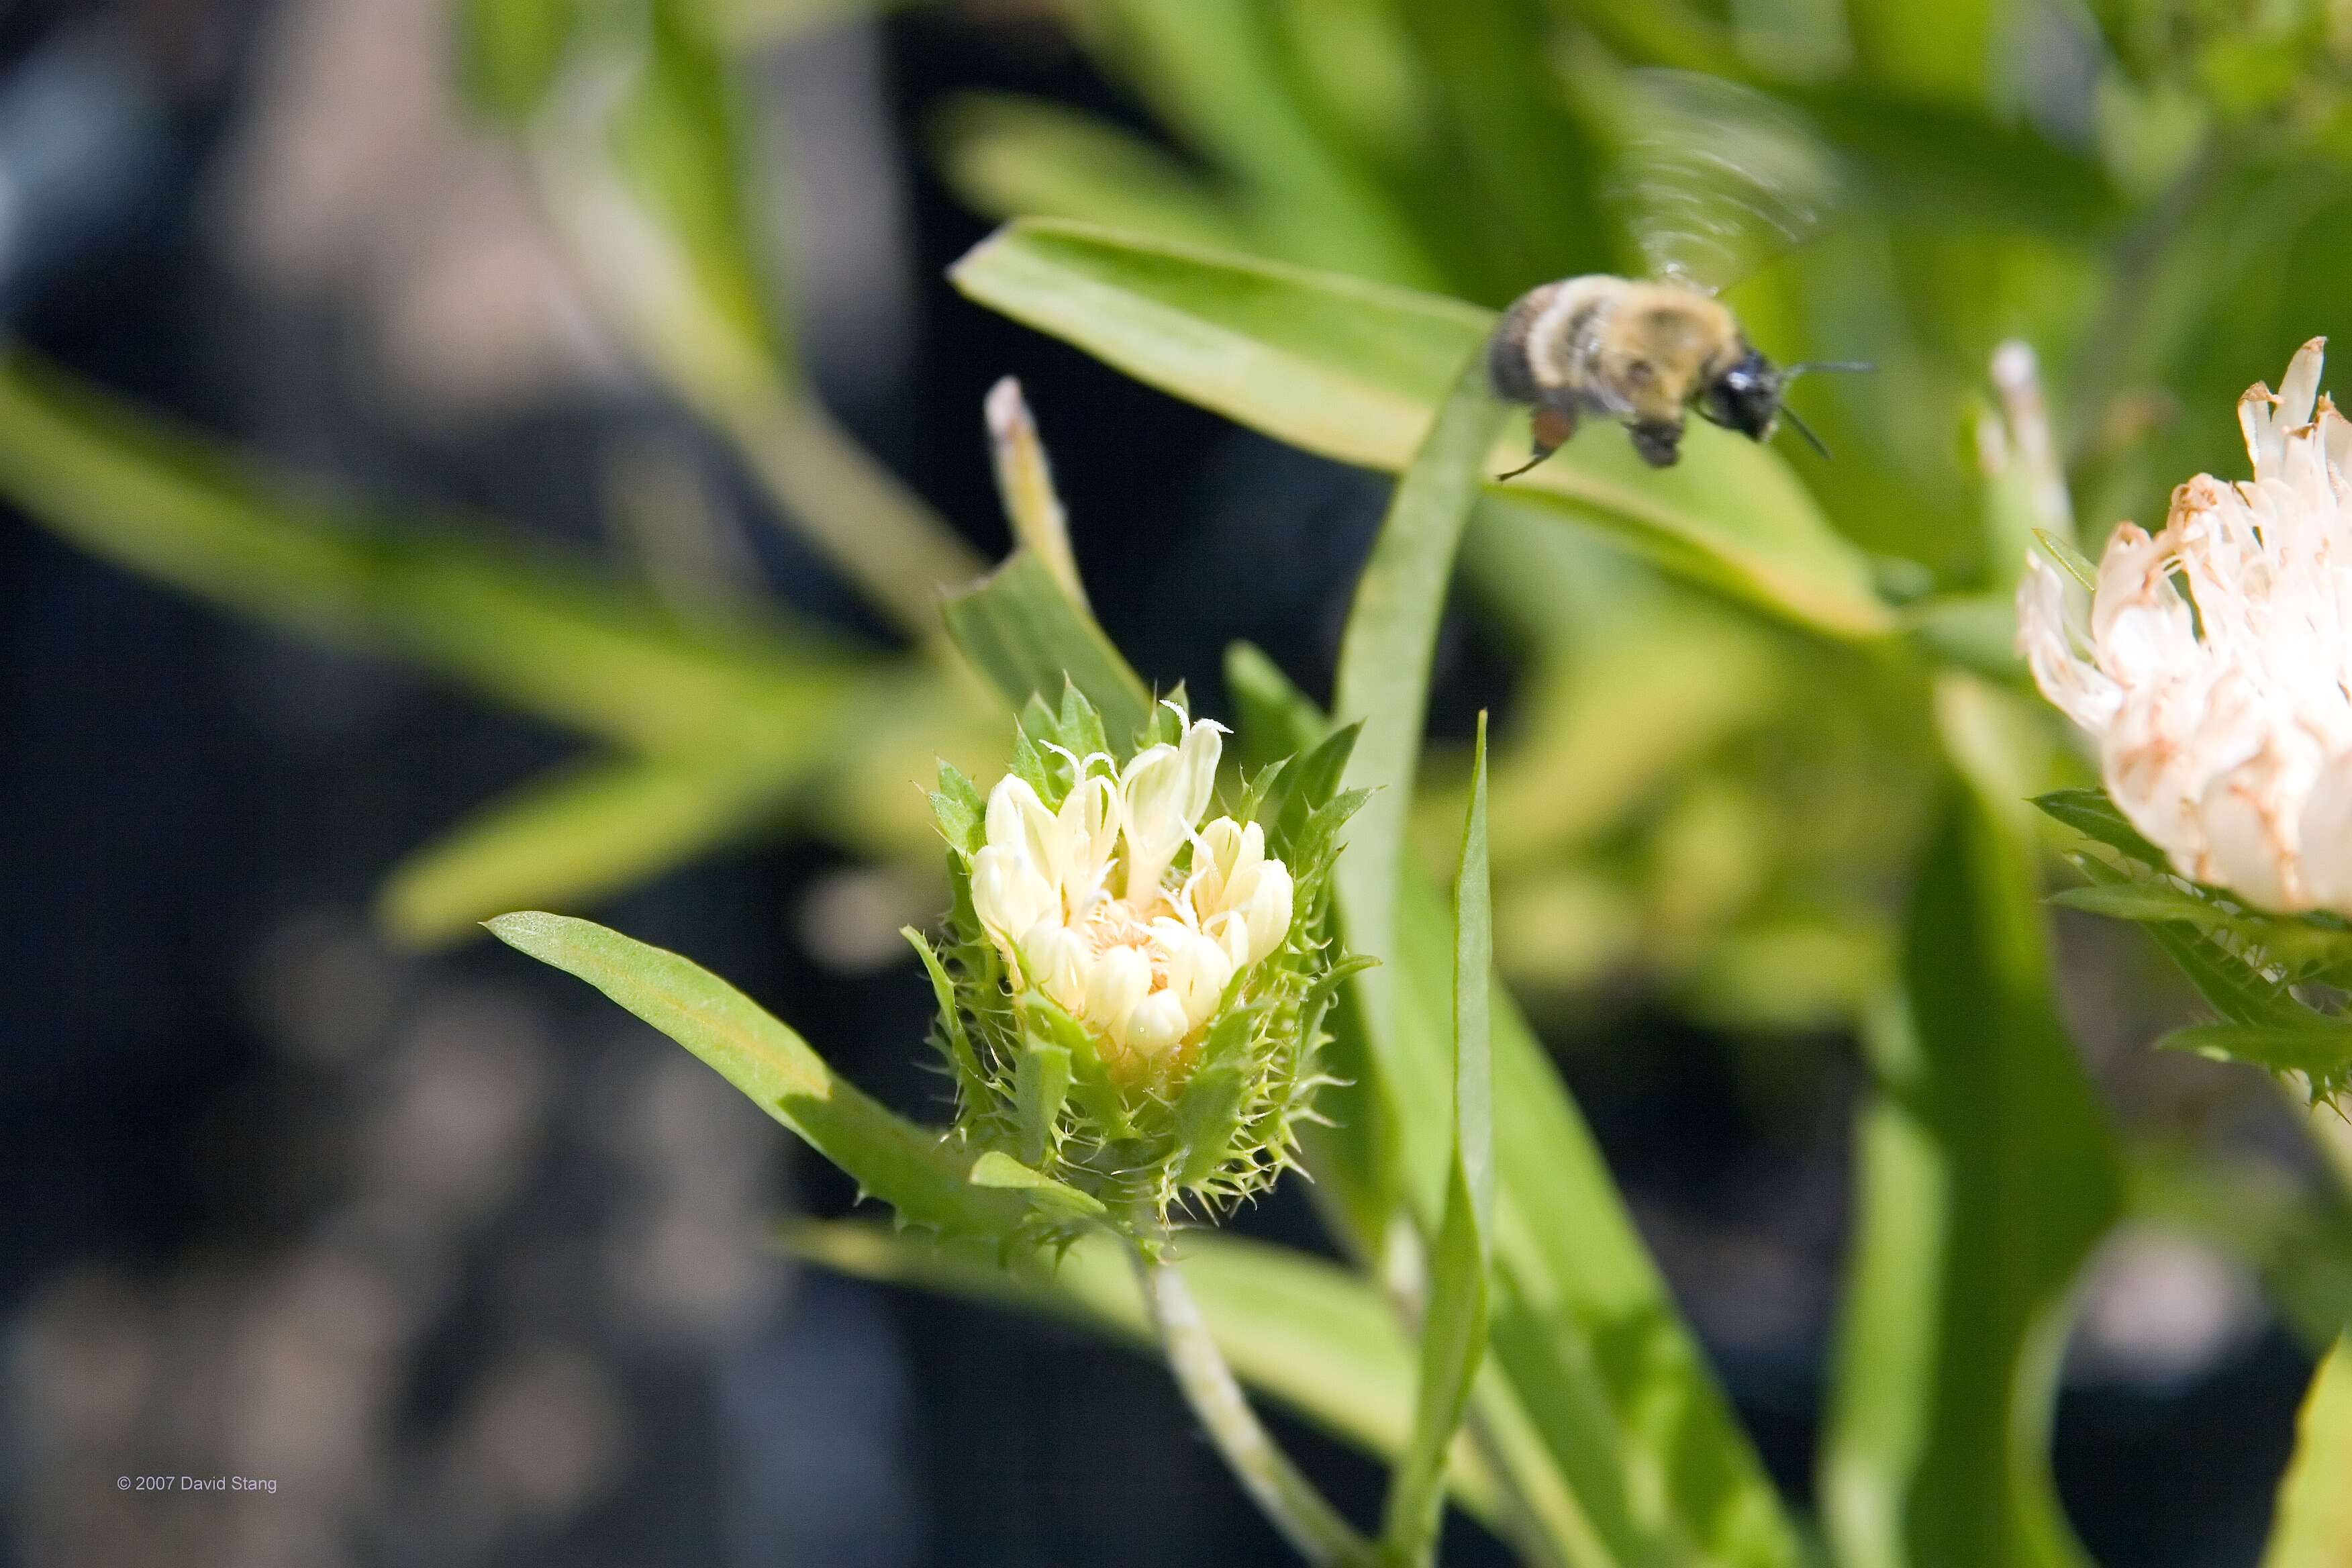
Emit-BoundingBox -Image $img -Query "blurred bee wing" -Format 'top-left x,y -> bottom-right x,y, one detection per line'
1601,71 -> 1844,296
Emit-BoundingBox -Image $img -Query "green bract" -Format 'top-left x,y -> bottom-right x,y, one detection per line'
913,683 -> 1364,1232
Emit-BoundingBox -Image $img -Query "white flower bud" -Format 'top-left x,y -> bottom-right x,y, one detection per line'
1085,944 -> 1151,1040
1120,715 -> 1224,901
1237,861 -> 1293,965
1057,773 -> 1122,908
971,844 -> 1054,957
1020,920 -> 1091,1014
1123,989 -> 1190,1059
985,775 -> 1065,888
1188,816 -> 1263,918
1168,932 -> 1235,1029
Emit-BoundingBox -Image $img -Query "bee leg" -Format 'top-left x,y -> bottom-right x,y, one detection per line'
1497,406 -> 1577,481
1629,419 -> 1683,469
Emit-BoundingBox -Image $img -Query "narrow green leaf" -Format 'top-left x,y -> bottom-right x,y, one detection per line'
2263,1336 -> 2352,1567
1173,1065 -> 1252,1189
1379,715 -> 1494,1567
1332,354 -> 1506,1200
2032,787 -> 2170,869
950,219 -> 1894,638
932,93 -> 1257,253
781,1218 -> 1508,1527
942,550 -> 1156,745
1015,1041 -> 1073,1167
903,926 -> 987,1100
2155,1023 -> 2352,1082
1236,646 -> 1802,1568
0,346 -> 854,756
486,912 -> 1027,1238
967,1149 -> 1108,1222
456,0 -> 580,121
1822,775 -> 2121,1568
1073,0 -> 1437,286
2030,529 -> 2099,592
377,750 -> 803,948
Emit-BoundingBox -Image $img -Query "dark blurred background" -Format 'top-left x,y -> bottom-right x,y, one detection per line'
0,2 -> 2324,1564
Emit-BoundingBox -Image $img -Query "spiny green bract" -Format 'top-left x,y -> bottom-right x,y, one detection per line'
2037,787 -> 2352,1104
911,681 -> 1364,1237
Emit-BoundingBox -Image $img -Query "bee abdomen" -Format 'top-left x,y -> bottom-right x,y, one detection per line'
1487,283 -> 1559,405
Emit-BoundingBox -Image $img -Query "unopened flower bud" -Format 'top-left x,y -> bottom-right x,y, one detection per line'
923,688 -> 1359,1225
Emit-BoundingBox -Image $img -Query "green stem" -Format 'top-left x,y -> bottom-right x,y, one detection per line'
1132,1246 -> 1371,1566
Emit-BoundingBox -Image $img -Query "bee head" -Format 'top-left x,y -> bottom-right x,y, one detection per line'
1703,347 -> 1783,442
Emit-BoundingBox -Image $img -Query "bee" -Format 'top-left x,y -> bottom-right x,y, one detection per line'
1487,274 -> 1865,478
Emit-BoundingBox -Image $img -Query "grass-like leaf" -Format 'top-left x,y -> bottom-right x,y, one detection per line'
2032,787 -> 2169,870
2260,1336 -> 2352,1567
1822,769 -> 2120,1567
1331,351 -> 1508,1208
1378,715 -> 1494,1567
377,750 -> 807,948
932,93 -> 1257,254
486,912 -> 1032,1238
781,1218 -> 1508,1528
941,550 -> 1156,745
1231,644 -> 1802,1568
949,218 -> 1893,638
0,345 -> 854,756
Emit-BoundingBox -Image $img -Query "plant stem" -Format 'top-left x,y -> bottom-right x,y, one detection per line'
1132,1246 -> 1371,1566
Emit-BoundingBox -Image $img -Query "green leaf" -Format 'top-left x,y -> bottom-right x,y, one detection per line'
1235,649 -> 1802,1568
1332,352 -> 1507,1196
1070,0 -> 1438,287
2030,529 -> 2098,592
0,345 -> 857,756
781,1218 -> 1509,1528
932,93 -> 1257,253
1379,715 -> 1494,1567
486,912 -> 1028,1238
534,8 -> 981,639
1014,1040 -> 1072,1167
377,750 -> 802,948
607,0 -> 778,357
2155,1023 -> 2352,1082
456,0 -> 580,121
2032,787 -> 2171,869
2262,1336 -> 2352,1567
903,925 -> 987,1101
1822,777 -> 2121,1568
949,219 -> 1894,638
966,1149 -> 1108,1222
942,549 -> 1157,745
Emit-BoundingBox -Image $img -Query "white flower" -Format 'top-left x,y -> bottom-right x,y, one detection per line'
965,705 -> 1293,1067
2018,337 -> 2352,913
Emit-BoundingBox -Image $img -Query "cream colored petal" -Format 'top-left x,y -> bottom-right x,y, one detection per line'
1238,861 -> 1294,965
1057,773 -> 1122,903
2016,556 -> 2120,734
1083,945 -> 1150,1040
984,775 -> 1065,887
1124,991 -> 1191,1059
2280,338 -> 2326,430
2196,760 -> 2300,912
2299,756 -> 2352,914
1021,920 -> 1092,1014
971,844 -> 1055,956
1168,932 -> 1236,1028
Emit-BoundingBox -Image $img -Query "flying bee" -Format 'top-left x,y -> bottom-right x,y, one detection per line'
1487,274 -> 1867,477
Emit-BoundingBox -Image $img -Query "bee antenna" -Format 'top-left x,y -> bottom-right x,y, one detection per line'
1494,451 -> 1550,482
1782,360 -> 1875,380
1779,404 -> 1832,459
